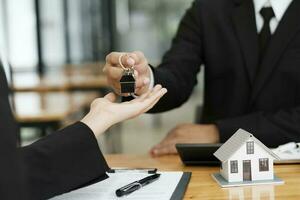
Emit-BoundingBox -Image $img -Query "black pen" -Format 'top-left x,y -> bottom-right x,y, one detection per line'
108,168 -> 157,174
115,173 -> 161,197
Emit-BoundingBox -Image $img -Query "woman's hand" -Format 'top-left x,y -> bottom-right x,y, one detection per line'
81,85 -> 167,137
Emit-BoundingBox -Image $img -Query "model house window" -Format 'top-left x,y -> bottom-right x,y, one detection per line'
259,158 -> 269,171
246,141 -> 254,154
230,160 -> 238,173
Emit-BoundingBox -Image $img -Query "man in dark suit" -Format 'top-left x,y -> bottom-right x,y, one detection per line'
104,0 -> 300,156
0,59 -> 167,199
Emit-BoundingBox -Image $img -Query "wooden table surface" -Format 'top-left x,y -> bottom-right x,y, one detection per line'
14,91 -> 99,123
106,154 -> 300,200
12,63 -> 108,92
11,63 -> 108,133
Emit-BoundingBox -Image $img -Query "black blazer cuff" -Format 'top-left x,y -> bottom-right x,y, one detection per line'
72,122 -> 110,173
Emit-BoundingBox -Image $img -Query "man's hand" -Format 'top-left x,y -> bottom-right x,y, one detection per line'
81,85 -> 167,137
150,124 -> 220,157
103,51 -> 152,96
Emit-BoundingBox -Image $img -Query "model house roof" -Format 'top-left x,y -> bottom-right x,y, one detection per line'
214,129 -> 280,162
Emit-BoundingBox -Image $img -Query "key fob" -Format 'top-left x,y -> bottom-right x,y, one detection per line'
120,69 -> 136,94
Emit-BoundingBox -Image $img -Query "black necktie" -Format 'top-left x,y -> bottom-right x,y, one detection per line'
258,7 -> 275,58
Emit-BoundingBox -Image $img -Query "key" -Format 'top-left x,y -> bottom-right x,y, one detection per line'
120,68 -> 136,95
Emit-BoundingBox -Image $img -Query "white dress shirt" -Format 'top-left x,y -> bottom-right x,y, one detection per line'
254,0 -> 293,34
148,0 -> 294,89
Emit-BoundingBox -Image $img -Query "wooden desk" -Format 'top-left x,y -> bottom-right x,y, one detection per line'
12,63 -> 108,92
14,91 -> 99,136
106,154 -> 300,200
14,91 -> 99,122
11,63 -> 109,140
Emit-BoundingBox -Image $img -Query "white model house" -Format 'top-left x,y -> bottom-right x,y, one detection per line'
214,129 -> 280,183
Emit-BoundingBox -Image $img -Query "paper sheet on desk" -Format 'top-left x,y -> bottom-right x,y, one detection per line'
272,142 -> 300,163
51,172 -> 183,200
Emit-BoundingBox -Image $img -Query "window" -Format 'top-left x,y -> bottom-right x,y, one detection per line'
259,158 -> 269,171
6,0 -> 38,70
230,160 -> 238,173
115,0 -> 194,61
246,141 -> 254,154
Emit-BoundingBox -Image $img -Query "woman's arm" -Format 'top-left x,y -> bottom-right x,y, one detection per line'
20,85 -> 167,200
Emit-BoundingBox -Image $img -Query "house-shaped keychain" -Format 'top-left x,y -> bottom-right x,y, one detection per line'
120,69 -> 136,94
212,129 -> 284,187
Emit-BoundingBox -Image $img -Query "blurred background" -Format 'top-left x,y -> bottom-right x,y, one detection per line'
0,0 -> 204,154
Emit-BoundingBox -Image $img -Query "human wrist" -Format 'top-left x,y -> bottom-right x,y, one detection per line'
81,112 -> 113,138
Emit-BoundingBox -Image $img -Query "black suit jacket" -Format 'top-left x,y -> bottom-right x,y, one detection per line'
149,0 -> 300,146
0,62 -> 109,199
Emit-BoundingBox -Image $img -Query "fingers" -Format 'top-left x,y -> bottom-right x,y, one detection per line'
104,64 -> 123,80
130,51 -> 145,66
136,85 -> 162,102
104,51 -> 147,74
104,51 -> 150,96
131,84 -> 162,103
127,85 -> 166,117
141,86 -> 167,111
150,143 -> 177,157
106,69 -> 147,91
105,52 -> 132,67
135,77 -> 150,95
150,135 -> 174,151
149,126 -> 179,157
104,65 -> 146,93
105,51 -> 144,68
150,133 -> 178,157
103,52 -> 134,81
132,53 -> 148,73
134,72 -> 149,90
131,89 -> 152,103
104,92 -> 117,102
143,88 -> 166,111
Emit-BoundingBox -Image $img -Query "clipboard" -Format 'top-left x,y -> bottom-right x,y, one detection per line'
51,171 -> 192,200
171,172 -> 192,200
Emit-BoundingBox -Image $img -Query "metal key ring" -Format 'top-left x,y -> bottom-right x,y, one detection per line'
118,53 -> 126,70
131,93 -> 138,98
119,53 -> 139,98
119,53 -> 133,71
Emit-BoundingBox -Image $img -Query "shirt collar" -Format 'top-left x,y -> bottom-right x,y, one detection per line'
253,0 -> 293,21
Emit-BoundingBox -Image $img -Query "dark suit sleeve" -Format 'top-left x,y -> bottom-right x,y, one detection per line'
148,0 -> 203,113
20,122 -> 110,200
216,107 -> 300,147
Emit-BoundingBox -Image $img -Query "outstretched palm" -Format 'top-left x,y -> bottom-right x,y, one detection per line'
91,85 -> 167,125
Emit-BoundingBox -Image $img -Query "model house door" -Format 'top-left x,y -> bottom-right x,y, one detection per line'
243,160 -> 252,181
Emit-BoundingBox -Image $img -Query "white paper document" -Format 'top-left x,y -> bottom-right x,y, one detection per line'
51,171 -> 183,200
272,142 -> 300,163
